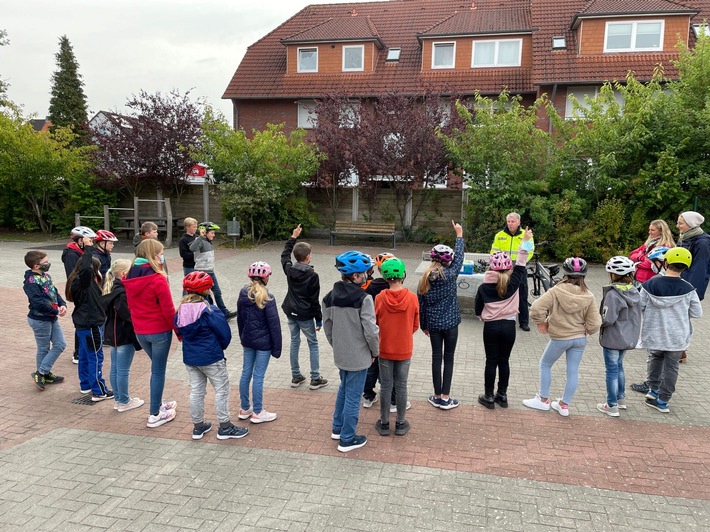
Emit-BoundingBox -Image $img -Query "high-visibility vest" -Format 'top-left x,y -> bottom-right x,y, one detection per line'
490,229 -> 534,261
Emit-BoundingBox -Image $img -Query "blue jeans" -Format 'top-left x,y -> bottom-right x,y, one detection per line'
205,271 -> 228,315
288,317 -> 320,379
137,331 -> 173,415
27,318 -> 66,374
76,326 -> 108,395
182,267 -> 194,296
602,348 -> 626,407
109,344 -> 137,405
240,348 -> 271,413
539,337 -> 587,405
332,368 -> 367,444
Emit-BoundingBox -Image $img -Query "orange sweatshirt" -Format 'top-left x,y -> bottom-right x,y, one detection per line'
375,288 -> 419,360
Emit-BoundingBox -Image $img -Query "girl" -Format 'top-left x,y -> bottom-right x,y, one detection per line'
418,220 -> 464,410
237,261 -> 282,424
475,228 -> 533,409
102,259 -> 144,412
65,244 -> 111,401
629,219 -> 674,285
176,271 -> 248,440
523,257 -> 602,416
123,239 -> 178,428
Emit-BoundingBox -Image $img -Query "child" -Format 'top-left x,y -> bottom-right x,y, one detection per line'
179,217 -> 198,277
280,224 -> 327,390
24,251 -> 67,390
323,251 -> 379,452
66,244 -> 112,401
475,228 -> 533,409
176,271 -> 249,440
640,247 -> 702,413
133,221 -> 169,274
237,262 -> 282,424
596,256 -> 641,417
189,221 -> 235,320
102,259 -> 144,412
524,257 -> 601,416
93,230 -> 118,282
374,258 -> 419,436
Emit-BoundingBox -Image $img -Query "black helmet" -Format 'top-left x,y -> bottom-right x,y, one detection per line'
562,257 -> 588,277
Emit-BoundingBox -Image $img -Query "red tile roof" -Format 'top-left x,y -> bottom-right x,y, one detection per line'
418,3 -> 532,38
578,0 -> 698,16
281,15 -> 383,46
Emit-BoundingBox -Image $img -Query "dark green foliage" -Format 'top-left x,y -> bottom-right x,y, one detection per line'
48,36 -> 89,143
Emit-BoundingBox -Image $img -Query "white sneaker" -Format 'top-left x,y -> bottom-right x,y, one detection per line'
596,403 -> 619,417
238,407 -> 253,420
160,401 -> 177,412
113,400 -> 119,410
617,399 -> 627,410
250,410 -> 277,424
363,395 -> 378,408
117,397 -> 145,413
390,401 -> 411,413
147,408 -> 176,428
522,394 -> 550,411
551,399 -> 570,417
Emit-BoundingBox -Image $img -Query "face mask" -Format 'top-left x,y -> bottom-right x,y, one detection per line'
39,262 -> 51,272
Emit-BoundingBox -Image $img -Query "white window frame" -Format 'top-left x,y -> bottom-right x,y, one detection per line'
342,45 -> 364,72
604,20 -> 664,52
565,86 -> 625,119
297,47 -> 318,73
297,100 -> 317,129
432,41 -> 456,69
386,48 -> 401,62
471,39 -> 522,68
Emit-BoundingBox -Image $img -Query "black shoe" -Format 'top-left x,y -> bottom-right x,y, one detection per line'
225,311 -> 238,321
394,420 -> 410,436
631,382 -> 650,394
494,393 -> 508,408
32,371 -> 45,391
291,374 -> 306,388
375,420 -> 390,436
217,424 -> 249,440
478,394 -> 495,409
192,422 -> 212,440
72,352 -> 79,364
309,377 -> 329,390
520,324 -> 531,331
91,390 -> 114,402
43,372 -> 64,384
337,435 -> 367,452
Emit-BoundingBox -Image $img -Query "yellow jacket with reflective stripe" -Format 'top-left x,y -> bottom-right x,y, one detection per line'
490,229 -> 534,261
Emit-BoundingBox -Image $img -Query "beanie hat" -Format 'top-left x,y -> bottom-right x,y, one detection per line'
681,211 -> 704,229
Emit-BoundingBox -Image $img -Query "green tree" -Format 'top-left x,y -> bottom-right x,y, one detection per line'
48,35 -> 89,142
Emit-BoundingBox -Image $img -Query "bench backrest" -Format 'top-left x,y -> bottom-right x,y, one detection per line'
334,221 -> 395,232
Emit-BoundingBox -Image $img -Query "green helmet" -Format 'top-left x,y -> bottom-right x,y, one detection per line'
380,257 -> 406,280
198,221 -> 220,232
664,247 -> 692,267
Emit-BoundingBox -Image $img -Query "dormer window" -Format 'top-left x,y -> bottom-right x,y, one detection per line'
693,24 -> 710,38
386,48 -> 401,62
472,39 -> 522,67
552,36 -> 566,50
343,45 -> 364,72
298,47 -> 318,73
432,42 -> 455,69
604,20 -> 664,52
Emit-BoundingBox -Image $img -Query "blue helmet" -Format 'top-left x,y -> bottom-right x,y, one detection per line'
648,246 -> 670,261
335,251 -> 372,275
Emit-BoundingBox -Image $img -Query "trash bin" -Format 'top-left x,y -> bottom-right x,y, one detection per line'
227,219 -> 240,248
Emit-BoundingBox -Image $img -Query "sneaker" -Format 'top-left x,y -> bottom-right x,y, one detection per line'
645,397 -> 670,413
375,419 -> 390,436
617,399 -> 627,410
337,435 -> 367,453
31,371 -> 45,391
438,398 -> 459,410
217,424 -> 249,440
72,352 -> 79,364
330,428 -> 341,440
250,410 -> 277,424
117,397 -> 145,413
523,394 -> 550,411
631,382 -> 649,394
147,408 -> 176,428
43,372 -> 64,384
225,311 -> 238,321
390,401 -> 411,413
237,407 -> 253,420
80,388 -> 91,394
291,375 -> 306,388
596,403 -> 620,417
160,401 -> 177,412
192,422 -> 212,440
551,399 -> 569,417
427,395 -> 441,408
309,377 -> 329,390
91,390 -> 114,402
363,395 -> 378,408
394,420 -> 410,436
645,390 -> 658,400
114,401 -> 119,410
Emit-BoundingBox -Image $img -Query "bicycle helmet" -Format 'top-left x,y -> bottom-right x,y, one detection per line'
648,246 -> 669,261
562,257 -> 588,277
374,252 -> 395,268
248,261 -> 272,279
183,271 -> 214,293
198,221 -> 220,232
664,247 -> 692,268
605,256 -> 635,276
430,244 -> 454,264
95,229 -> 118,242
70,226 -> 97,240
380,257 -> 406,280
335,251 -> 371,275
489,252 -> 513,272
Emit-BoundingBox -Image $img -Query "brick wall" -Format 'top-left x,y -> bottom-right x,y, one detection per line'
579,15 -> 690,54
236,99 -> 298,134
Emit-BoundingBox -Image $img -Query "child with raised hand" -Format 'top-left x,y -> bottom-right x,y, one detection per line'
237,262 -> 282,424
93,230 -> 119,283
596,256 -> 641,417
176,271 -> 248,440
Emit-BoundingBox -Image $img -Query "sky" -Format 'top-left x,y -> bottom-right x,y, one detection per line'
1,0 -> 387,122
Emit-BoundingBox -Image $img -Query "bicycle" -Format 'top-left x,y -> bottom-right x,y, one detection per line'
527,241 -> 561,305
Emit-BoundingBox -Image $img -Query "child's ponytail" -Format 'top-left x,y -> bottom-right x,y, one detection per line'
247,278 -> 272,310
103,259 -> 131,295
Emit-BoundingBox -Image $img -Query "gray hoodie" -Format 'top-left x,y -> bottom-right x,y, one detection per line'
599,283 -> 641,350
189,236 -> 216,271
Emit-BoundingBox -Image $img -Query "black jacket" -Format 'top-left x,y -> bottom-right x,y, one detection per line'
101,278 -> 141,349
70,245 -> 106,328
179,233 -> 197,268
237,286 -> 282,358
365,277 -> 389,300
61,242 -> 83,278
280,237 -> 322,323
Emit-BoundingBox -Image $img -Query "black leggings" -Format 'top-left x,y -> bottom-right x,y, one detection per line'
430,326 -> 458,395
482,320 -> 516,396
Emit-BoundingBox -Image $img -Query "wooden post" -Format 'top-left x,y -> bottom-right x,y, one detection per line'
164,197 -> 173,248
74,213 -> 80,227
103,204 -> 110,230
133,196 -> 140,235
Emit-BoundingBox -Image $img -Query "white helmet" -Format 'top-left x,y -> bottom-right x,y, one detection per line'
70,226 -> 97,240
605,256 -> 635,276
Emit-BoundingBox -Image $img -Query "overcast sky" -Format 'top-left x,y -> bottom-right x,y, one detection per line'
2,0 -> 386,122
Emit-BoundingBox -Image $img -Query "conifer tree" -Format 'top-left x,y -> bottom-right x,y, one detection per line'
48,35 -> 88,140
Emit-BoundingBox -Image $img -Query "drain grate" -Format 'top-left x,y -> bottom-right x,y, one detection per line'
70,394 -> 96,405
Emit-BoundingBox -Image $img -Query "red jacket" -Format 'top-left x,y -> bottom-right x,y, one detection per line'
374,288 -> 419,360
123,264 -> 177,336
630,243 -> 658,283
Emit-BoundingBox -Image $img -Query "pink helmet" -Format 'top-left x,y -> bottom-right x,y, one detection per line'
489,252 -> 513,271
248,261 -> 272,279
430,244 -> 454,264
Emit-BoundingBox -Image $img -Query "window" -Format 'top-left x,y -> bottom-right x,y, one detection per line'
432,42 -> 455,68
565,86 -> 625,119
693,24 -> 710,38
298,47 -> 318,72
472,39 -> 522,67
342,45 -> 364,71
297,101 -> 317,129
604,21 -> 663,52
386,48 -> 401,62
552,36 -> 566,50
339,101 -> 360,128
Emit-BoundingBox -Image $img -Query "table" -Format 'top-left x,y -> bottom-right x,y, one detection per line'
414,260 -> 485,298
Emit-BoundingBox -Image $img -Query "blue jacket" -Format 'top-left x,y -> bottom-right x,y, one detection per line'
23,270 -> 66,322
679,231 -> 710,301
175,301 -> 231,367
418,237 -> 464,331
237,286 -> 282,358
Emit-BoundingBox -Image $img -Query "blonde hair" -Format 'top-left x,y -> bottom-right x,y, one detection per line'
495,269 -> 512,298
560,275 -> 589,292
647,219 -> 675,248
177,292 -> 213,314
184,217 -> 197,228
102,259 -> 131,295
133,239 -> 167,278
417,262 -> 446,295
247,278 -> 272,309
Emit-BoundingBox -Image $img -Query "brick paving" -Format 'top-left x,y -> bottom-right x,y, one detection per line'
2,237 -> 710,530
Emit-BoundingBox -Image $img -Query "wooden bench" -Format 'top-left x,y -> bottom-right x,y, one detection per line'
329,221 -> 397,249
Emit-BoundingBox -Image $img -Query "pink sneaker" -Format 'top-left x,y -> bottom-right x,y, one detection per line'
160,401 -> 177,412
117,397 -> 145,413
250,410 -> 277,424
147,408 -> 176,428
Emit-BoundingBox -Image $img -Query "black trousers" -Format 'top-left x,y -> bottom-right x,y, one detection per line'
430,326 -> 459,395
482,320 -> 516,396
518,273 -> 529,326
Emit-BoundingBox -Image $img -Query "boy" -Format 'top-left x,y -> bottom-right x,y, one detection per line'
24,251 -> 68,390
281,224 -> 327,390
179,217 -> 198,277
323,251 -> 379,452
373,258 -> 419,436
133,221 -> 169,274
640,247 -> 702,413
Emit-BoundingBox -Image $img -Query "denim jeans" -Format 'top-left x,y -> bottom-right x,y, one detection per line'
332,368 -> 367,444
182,267 -> 195,296
647,350 -> 683,402
379,358 -> 410,423
205,271 -> 228,315
482,320 -> 516,396
137,331 -> 173,415
109,344 -> 137,405
76,326 -> 108,396
287,317 -> 320,379
602,348 -> 626,407
27,318 -> 66,374
186,359 -> 231,424
240,347 -> 271,413
539,337 -> 587,405
430,326 -> 458,395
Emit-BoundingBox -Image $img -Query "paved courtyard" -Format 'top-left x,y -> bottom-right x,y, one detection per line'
1,235 -> 710,530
